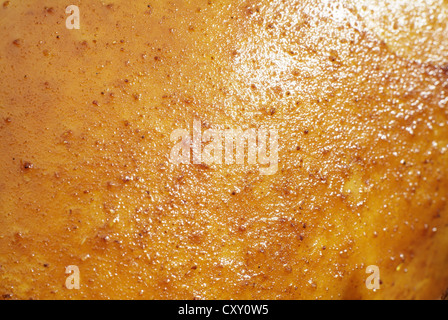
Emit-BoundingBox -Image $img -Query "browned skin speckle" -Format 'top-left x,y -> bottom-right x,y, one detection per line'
0,0 -> 448,300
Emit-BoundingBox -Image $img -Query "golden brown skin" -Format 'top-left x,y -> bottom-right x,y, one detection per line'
1,0 -> 448,300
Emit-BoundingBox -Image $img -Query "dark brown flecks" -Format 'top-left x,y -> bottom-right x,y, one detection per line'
12,39 -> 22,47
146,4 -> 152,15
23,162 -> 33,170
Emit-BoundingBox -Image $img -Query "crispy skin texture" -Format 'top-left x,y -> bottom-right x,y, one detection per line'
0,0 -> 448,300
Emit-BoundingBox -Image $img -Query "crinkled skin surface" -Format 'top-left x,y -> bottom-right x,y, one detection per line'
0,0 -> 448,300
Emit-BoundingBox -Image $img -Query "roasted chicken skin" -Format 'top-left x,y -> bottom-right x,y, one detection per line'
0,0 -> 448,300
